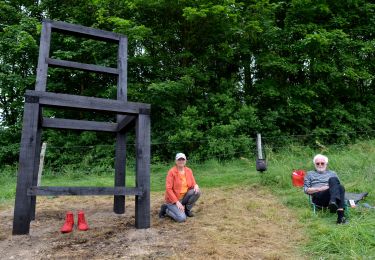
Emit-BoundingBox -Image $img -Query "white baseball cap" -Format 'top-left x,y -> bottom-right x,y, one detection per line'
175,153 -> 186,160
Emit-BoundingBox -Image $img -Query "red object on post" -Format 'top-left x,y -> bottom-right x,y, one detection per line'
292,170 -> 306,187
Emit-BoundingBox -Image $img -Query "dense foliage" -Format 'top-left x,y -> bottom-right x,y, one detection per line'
0,0 -> 374,166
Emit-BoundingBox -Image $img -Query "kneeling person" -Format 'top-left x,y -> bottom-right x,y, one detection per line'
159,153 -> 201,222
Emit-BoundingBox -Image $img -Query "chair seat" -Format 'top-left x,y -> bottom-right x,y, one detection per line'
308,195 -> 349,217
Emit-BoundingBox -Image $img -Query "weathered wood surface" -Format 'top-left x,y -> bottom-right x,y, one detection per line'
135,113 -> 151,229
117,36 -> 128,100
114,36 -> 128,214
47,19 -> 122,42
47,58 -> 118,75
42,118 -> 118,132
35,22 -> 51,92
26,90 -> 150,114
27,186 -> 144,196
117,116 -> 136,133
114,132 -> 127,214
30,119 -> 42,221
13,103 -> 41,235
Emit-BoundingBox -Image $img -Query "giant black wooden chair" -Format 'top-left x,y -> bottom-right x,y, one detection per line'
13,20 -> 151,235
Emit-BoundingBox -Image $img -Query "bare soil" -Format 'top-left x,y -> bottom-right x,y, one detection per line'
0,186 -> 306,259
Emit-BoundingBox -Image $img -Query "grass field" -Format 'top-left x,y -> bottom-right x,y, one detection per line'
1,140 -> 375,258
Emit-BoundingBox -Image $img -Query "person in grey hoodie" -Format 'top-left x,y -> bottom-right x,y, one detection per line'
304,154 -> 346,224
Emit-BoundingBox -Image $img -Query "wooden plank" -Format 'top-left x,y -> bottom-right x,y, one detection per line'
26,90 -> 150,115
46,19 -> 122,43
113,133 -> 126,214
117,36 -> 128,101
42,118 -> 118,132
135,113 -> 151,229
35,22 -> 51,91
13,103 -> 41,235
47,58 -> 118,75
30,119 -> 42,221
117,116 -> 135,133
113,36 -> 128,214
27,187 -> 143,196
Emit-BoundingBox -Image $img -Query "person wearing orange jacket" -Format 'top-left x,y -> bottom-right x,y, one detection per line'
158,152 -> 201,222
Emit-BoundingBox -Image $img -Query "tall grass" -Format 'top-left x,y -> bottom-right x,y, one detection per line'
1,140 -> 374,258
261,140 -> 375,259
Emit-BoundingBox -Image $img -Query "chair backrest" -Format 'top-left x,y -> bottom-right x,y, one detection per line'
36,19 -> 127,102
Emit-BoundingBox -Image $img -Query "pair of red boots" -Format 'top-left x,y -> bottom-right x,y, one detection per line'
60,211 -> 89,233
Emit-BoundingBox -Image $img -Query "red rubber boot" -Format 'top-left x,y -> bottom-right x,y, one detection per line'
60,211 -> 74,233
77,211 -> 89,231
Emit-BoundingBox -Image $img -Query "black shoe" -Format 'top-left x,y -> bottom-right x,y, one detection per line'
337,217 -> 347,224
329,201 -> 338,213
159,204 -> 167,218
185,210 -> 194,217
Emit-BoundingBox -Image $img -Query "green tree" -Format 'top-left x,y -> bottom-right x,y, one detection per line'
0,0 -> 374,166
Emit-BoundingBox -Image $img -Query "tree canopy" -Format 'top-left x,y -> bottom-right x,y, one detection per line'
0,0 -> 374,165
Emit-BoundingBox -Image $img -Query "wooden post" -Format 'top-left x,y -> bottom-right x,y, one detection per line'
30,115 -> 42,221
32,20 -> 50,218
117,36 -> 127,100
13,99 -> 41,235
113,36 -> 128,214
35,22 -> 51,91
114,133 -> 126,214
257,133 -> 263,160
135,112 -> 151,229
37,142 -> 47,186
256,133 -> 267,172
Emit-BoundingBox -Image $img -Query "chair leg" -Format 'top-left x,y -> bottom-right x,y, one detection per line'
344,201 -> 349,218
308,195 -> 317,214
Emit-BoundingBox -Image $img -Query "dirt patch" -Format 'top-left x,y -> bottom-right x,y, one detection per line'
0,186 -> 306,259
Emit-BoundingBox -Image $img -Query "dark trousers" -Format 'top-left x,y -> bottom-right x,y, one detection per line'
312,177 -> 345,209
165,189 -> 201,222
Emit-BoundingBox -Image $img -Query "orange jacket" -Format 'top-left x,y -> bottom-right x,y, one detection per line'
164,166 -> 197,204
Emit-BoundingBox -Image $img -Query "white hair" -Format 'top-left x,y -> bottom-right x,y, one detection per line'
313,154 -> 328,164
